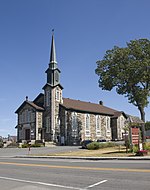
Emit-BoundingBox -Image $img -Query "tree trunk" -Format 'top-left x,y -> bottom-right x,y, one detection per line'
139,107 -> 145,122
138,106 -> 146,143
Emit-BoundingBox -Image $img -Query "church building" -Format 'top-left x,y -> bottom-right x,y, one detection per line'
15,34 -> 127,145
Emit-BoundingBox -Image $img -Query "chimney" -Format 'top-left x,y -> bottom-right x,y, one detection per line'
26,96 -> 28,101
99,101 -> 103,105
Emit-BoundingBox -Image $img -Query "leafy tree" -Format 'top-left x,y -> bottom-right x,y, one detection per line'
145,121 -> 150,131
95,39 -> 150,123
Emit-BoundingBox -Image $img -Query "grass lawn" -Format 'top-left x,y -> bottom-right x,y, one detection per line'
41,146 -> 140,157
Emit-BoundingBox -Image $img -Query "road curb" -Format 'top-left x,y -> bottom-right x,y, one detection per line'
14,155 -> 150,160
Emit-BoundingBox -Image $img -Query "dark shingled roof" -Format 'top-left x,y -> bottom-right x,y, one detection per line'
62,98 -> 122,116
27,101 -> 44,111
15,94 -> 125,119
15,101 -> 44,113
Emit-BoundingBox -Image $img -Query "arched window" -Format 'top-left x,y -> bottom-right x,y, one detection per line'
72,112 -> 78,137
85,114 -> 90,136
106,116 -> 110,131
55,72 -> 59,82
46,90 -> 50,106
46,117 -> 50,133
72,112 -> 77,130
96,115 -> 101,136
55,87 -> 59,101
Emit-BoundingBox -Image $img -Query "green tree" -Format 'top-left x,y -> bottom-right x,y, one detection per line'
145,121 -> 150,131
95,39 -> 150,122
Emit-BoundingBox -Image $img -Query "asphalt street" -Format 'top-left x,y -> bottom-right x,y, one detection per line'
0,157 -> 149,190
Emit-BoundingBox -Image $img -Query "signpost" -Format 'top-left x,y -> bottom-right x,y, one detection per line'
131,127 -> 139,145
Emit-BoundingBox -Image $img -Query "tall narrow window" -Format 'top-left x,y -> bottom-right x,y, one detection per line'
85,114 -> 90,136
46,117 -> 50,133
72,112 -> 78,137
120,116 -> 124,128
46,90 -> 50,106
55,87 -> 59,101
19,114 -> 22,124
22,111 -> 25,123
28,111 -> 32,122
31,112 -> 35,122
56,91 -> 59,101
106,116 -> 110,131
55,72 -> 59,82
96,115 -> 101,137
25,110 -> 28,123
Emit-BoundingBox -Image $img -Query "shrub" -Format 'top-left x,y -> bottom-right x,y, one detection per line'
22,143 -> 42,148
132,145 -> 139,153
99,142 -> 116,149
0,142 -> 3,148
144,142 -> 150,151
21,144 -> 29,148
106,142 -> 116,147
87,142 -> 116,150
98,143 -> 107,149
87,142 -> 100,150
31,143 -> 41,147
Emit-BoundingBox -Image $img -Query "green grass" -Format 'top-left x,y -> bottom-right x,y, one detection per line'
35,146 -> 139,157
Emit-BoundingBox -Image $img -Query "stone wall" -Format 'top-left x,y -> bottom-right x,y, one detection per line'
59,108 -> 112,145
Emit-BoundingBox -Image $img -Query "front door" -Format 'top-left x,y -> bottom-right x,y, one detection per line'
25,129 -> 30,140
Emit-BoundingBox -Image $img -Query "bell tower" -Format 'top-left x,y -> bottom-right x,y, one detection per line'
43,31 -> 63,142
46,32 -> 60,86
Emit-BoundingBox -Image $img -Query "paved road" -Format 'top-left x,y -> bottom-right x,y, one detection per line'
0,157 -> 149,190
0,146 -> 81,157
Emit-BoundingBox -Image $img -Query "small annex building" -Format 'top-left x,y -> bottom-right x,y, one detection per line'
15,34 -> 127,145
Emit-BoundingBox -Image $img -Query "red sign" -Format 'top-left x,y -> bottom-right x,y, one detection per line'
131,127 -> 139,145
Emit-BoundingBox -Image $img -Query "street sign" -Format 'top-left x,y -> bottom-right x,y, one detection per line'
131,127 -> 139,145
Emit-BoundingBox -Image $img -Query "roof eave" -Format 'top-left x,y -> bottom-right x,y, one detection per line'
60,104 -> 114,116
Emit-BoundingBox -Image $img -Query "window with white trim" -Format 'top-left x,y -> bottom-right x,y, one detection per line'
72,112 -> 78,137
85,114 -> 90,136
106,116 -> 111,132
120,116 -> 125,128
55,87 -> 60,101
96,115 -> 101,136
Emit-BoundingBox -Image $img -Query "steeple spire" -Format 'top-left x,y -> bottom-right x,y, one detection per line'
49,29 -> 57,67
44,30 -> 62,87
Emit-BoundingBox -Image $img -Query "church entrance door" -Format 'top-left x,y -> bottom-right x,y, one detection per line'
25,129 -> 30,140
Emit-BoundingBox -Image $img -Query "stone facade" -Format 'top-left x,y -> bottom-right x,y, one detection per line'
15,34 -> 127,145
58,107 -> 125,145
16,102 -> 43,143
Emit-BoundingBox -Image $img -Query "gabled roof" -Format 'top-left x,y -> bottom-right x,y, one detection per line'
15,101 -> 44,113
112,111 -> 127,119
33,93 -> 44,103
33,93 -> 44,107
61,98 -> 122,116
126,115 -> 144,124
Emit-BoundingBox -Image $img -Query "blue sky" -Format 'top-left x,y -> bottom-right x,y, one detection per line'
0,0 -> 150,137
